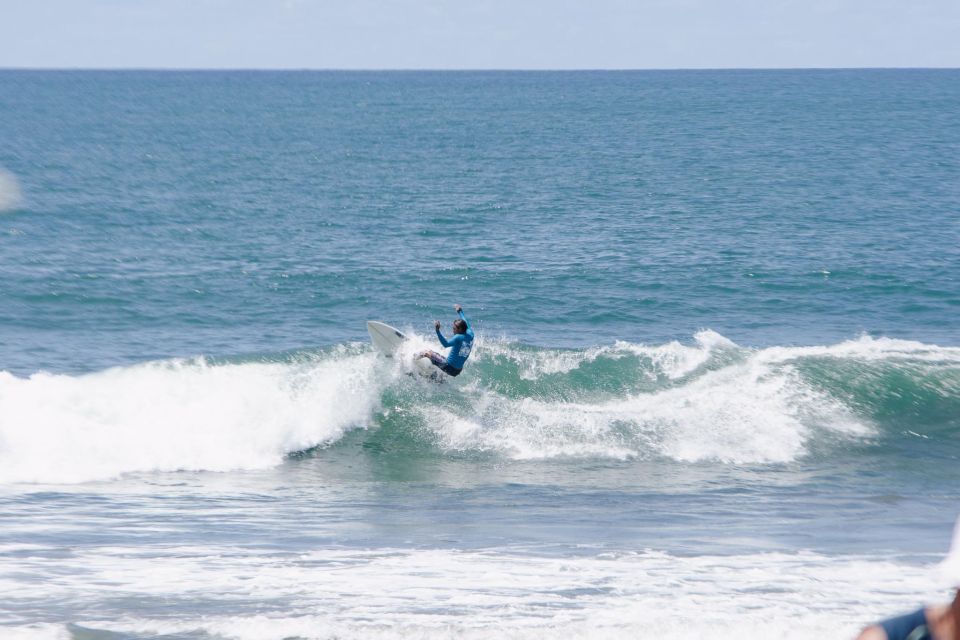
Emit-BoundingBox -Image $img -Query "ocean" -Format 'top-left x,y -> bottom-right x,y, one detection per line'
0,69 -> 959,639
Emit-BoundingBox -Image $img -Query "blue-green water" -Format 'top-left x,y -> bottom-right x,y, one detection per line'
0,70 -> 959,639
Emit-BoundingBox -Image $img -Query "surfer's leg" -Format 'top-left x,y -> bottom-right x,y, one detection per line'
416,351 -> 461,377
418,351 -> 447,369
440,364 -> 462,377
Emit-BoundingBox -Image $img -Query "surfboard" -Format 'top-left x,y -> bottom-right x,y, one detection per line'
367,320 -> 444,380
367,321 -> 405,357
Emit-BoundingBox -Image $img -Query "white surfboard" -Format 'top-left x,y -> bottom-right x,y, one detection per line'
367,320 -> 442,379
367,321 -> 406,357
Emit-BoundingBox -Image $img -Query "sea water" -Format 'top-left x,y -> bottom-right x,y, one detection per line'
0,70 -> 959,639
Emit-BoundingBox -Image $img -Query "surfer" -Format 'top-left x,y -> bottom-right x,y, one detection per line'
417,304 -> 474,377
856,514 -> 960,640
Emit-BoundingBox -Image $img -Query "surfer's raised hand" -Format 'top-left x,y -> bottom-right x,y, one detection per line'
434,320 -> 441,331
454,304 -> 462,313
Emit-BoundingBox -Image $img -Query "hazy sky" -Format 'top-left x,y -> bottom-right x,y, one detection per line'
2,0 -> 959,69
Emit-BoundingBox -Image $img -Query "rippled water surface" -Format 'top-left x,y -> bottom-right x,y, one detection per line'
1,70 -> 959,639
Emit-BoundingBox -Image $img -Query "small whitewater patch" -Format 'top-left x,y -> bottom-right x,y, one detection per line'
0,168 -> 23,212
0,625 -> 68,640
757,334 -> 960,366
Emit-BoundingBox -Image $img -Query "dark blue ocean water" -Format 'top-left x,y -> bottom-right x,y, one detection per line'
2,70 -> 959,374
1,70 -> 959,640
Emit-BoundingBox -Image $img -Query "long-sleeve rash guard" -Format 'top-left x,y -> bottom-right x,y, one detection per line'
436,309 -> 474,370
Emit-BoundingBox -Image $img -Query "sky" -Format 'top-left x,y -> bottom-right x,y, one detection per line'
1,0 -> 959,70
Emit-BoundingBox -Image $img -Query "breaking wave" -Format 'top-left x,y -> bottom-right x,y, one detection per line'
1,332 -> 958,484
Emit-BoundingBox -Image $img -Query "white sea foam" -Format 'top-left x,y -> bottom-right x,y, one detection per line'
1,546 -> 946,639
0,168 -> 23,212
615,329 -> 739,379
431,333 -> 872,464
508,344 -> 612,380
0,625 -> 68,640
757,334 -> 960,365
0,349 -> 383,484
0,334 -> 953,484
480,329 -> 735,381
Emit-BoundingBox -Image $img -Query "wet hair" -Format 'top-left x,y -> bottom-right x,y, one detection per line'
453,319 -> 467,334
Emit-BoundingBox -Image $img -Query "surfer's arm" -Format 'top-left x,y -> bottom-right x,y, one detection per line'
456,306 -> 473,337
855,627 -> 887,640
436,325 -> 451,348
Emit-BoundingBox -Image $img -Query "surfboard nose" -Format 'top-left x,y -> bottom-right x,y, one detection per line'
367,320 -> 406,357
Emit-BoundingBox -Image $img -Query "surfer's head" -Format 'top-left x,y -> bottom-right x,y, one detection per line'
453,319 -> 467,334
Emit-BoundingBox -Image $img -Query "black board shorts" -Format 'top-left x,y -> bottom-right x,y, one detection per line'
427,351 -> 462,377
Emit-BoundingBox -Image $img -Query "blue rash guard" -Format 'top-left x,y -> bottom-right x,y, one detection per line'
878,609 -> 931,640
436,309 -> 474,370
